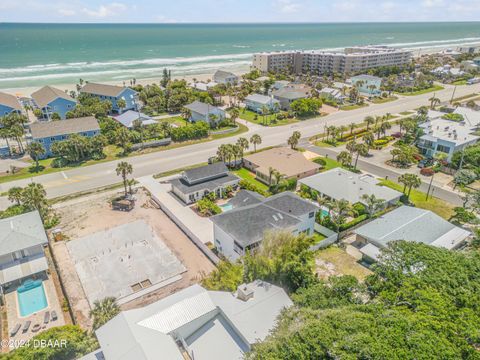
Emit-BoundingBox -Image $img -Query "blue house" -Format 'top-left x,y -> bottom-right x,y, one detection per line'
184,101 -> 226,125
31,86 -> 77,120
28,116 -> 101,158
0,92 -> 23,118
80,83 -> 138,114
350,75 -> 382,96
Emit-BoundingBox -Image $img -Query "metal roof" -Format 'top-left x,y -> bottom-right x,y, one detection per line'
245,94 -> 279,105
184,101 -> 222,116
29,116 -> 100,139
113,111 -> 156,128
0,211 -> 48,257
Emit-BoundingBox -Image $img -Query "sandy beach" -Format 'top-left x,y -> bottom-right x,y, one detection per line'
1,42 -> 478,97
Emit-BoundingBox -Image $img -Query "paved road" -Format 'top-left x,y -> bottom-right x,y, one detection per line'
304,142 -> 463,206
0,83 -> 478,200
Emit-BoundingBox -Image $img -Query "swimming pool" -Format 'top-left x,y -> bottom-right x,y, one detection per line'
17,280 -> 48,317
220,204 -> 233,212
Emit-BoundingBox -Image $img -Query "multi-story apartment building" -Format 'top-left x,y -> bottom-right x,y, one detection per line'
252,46 -> 412,75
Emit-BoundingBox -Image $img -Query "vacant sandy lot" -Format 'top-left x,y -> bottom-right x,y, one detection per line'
315,246 -> 372,281
51,188 -> 215,328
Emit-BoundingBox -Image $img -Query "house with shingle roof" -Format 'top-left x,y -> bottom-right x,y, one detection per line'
170,163 -> 239,204
354,206 -> 471,263
272,85 -> 310,110
184,101 -> 226,125
245,94 -> 280,114
0,211 -> 49,288
29,116 -> 100,158
80,83 -> 138,115
212,191 -> 318,260
31,86 -> 76,120
213,70 -> 239,85
0,92 -> 23,117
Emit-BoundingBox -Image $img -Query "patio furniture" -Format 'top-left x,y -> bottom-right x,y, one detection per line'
51,311 -> 57,321
10,324 -> 21,337
22,321 -> 31,333
44,311 -> 50,324
31,324 -> 41,333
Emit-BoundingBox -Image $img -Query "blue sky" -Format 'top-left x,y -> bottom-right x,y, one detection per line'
0,0 -> 479,23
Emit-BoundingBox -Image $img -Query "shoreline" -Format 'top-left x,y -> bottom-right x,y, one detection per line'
1,42 -> 479,97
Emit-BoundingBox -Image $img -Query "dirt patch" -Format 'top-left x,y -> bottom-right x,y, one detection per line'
320,104 -> 339,115
315,246 -> 372,281
51,188 -> 215,326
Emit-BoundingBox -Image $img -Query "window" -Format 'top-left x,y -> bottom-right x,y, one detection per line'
436,144 -> 451,154
309,212 -> 314,218
233,241 -> 244,255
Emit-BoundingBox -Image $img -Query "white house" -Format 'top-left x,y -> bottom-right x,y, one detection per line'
211,191 -> 319,261
170,163 -> 239,204
354,206 -> 471,263
113,111 -> 157,129
0,211 -> 49,290
213,70 -> 239,85
244,94 -> 280,114
184,101 -> 226,125
79,280 -> 292,360
418,107 -> 480,161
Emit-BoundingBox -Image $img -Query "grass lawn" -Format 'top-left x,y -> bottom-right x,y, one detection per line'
233,168 -> 270,193
239,109 -> 298,127
397,85 -> 444,96
0,124 -> 248,184
312,157 -> 342,172
370,96 -> 398,104
161,116 -> 187,127
311,231 -> 326,243
379,179 -> 455,219
399,111 -> 414,116
315,246 -> 372,281
339,103 -> 368,111
452,80 -> 468,86
452,93 -> 479,102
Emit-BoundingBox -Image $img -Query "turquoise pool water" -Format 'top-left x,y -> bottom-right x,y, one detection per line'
220,204 -> 233,212
17,280 -> 48,317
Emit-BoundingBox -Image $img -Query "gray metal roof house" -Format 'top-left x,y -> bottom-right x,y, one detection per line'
0,211 -> 49,286
184,101 -> 226,124
79,280 -> 292,360
354,206 -> 471,262
212,191 -> 319,260
170,163 -> 240,204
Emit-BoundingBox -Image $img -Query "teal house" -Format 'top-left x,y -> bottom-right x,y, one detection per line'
0,92 -> 23,117
80,83 -> 138,114
31,86 -> 76,120
350,75 -> 382,96
29,116 -> 100,158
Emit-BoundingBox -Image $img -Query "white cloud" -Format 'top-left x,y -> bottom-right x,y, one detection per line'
276,0 -> 301,14
421,0 -> 445,8
58,8 -> 76,16
82,2 -> 127,18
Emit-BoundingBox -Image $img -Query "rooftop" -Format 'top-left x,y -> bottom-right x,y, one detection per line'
243,147 -> 319,178
420,115 -> 479,146
355,206 -> 471,250
184,101 -> 221,116
92,280 -> 292,360
227,190 -> 265,209
214,70 -> 238,81
245,93 -> 279,105
350,74 -> 382,82
31,86 -> 75,108
0,211 -> 47,257
182,162 -> 229,185
272,86 -> 310,100
113,111 -> 156,128
81,83 -> 133,97
299,168 -> 402,205
0,92 -> 22,111
29,116 -> 100,139
212,192 -> 318,246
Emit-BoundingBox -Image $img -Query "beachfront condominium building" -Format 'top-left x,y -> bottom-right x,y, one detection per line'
0,92 -> 23,117
252,46 -> 412,75
80,83 -> 138,114
31,86 -> 77,120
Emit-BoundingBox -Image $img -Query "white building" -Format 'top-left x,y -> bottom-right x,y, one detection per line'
354,206 -> 471,263
79,280 -> 292,360
184,101 -> 226,124
418,107 -> 480,161
244,94 -> 280,113
213,70 -> 239,85
252,46 -> 412,75
211,191 -> 319,261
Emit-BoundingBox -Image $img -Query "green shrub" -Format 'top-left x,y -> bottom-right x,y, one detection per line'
313,157 -> 326,166
239,179 -> 269,197
441,113 -> 464,122
352,203 -> 367,216
196,197 -> 221,216
339,214 -> 368,231
373,139 -> 389,147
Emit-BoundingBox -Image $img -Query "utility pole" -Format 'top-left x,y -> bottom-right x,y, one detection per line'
450,85 -> 457,104
426,173 -> 435,200
459,148 -> 465,170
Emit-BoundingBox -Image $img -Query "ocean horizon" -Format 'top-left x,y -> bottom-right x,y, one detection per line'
1,22 -> 480,89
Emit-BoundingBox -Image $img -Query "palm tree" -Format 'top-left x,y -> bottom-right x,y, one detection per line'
229,107 -> 240,125
261,105 -> 269,125
365,116 -> 375,130
116,161 -> 133,197
398,173 -> 421,200
348,122 -> 356,135
249,134 -> 262,152
287,131 -> 300,150
272,169 -> 284,186
90,297 -> 120,330
216,144 -> 228,162
7,187 -> 23,206
268,166 -> 275,185
330,199 -> 351,234
236,137 -> 249,152
346,140 -> 357,155
181,107 -> 192,124
337,151 -> 352,167
21,183 -> 49,221
353,143 -> 369,170
26,141 -> 46,172
362,132 -> 374,154
361,194 -> 384,218
429,95 -> 440,109
117,99 -> 126,112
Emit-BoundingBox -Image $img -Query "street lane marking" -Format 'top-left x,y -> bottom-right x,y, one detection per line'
61,171 -> 68,179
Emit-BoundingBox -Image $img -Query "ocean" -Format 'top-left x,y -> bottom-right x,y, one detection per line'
1,22 -> 480,89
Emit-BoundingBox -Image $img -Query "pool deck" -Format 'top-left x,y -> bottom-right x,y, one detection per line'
5,276 -> 65,349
